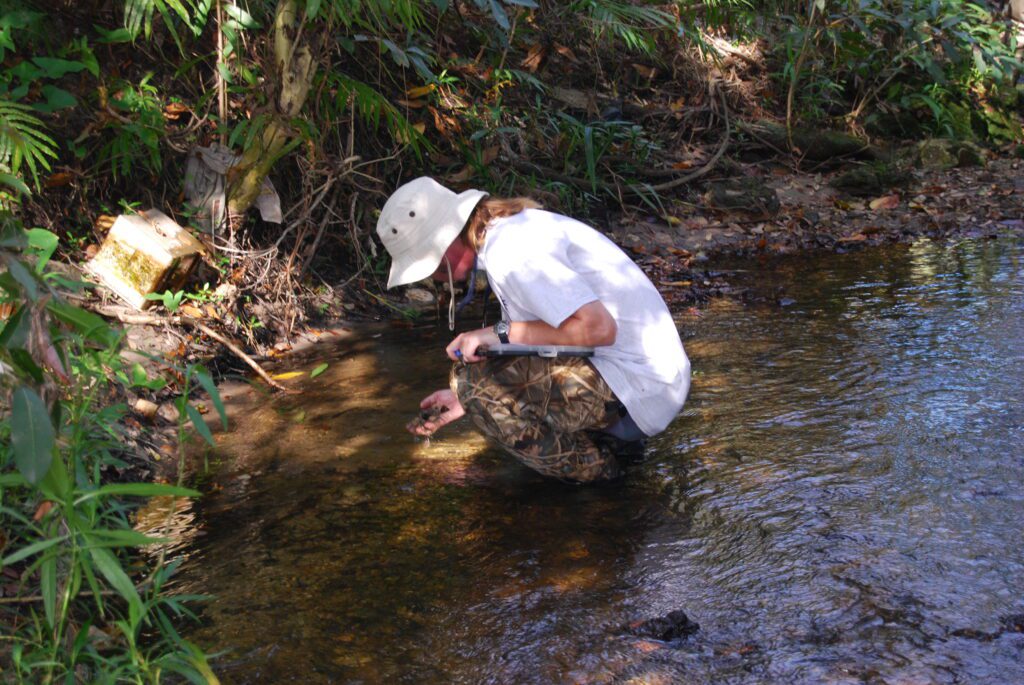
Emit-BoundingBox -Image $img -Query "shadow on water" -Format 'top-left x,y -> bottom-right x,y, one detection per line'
145,235 -> 1024,684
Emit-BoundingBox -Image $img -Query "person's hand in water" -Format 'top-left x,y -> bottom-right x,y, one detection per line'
407,389 -> 465,436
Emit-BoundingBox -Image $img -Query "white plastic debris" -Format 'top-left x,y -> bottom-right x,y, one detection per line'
184,143 -> 282,234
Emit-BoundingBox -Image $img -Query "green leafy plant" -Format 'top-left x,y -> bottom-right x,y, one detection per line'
0,214 -> 221,682
0,97 -> 57,193
123,0 -> 211,53
326,74 -> 428,154
773,0 -> 1023,139
145,289 -> 187,312
567,0 -> 675,53
96,74 -> 166,180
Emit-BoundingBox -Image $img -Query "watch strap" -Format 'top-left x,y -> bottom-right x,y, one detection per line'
493,320 -> 510,344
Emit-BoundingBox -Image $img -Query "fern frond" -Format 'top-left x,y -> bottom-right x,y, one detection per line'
321,0 -> 427,31
0,99 -> 57,191
570,0 -> 675,53
330,75 -> 427,156
123,0 -> 208,48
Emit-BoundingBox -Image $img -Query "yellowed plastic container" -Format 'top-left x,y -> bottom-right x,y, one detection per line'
86,209 -> 204,310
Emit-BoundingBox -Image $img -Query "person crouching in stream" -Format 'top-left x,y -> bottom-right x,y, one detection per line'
376,177 -> 691,482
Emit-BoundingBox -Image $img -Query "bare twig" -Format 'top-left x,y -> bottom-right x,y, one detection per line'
216,0 -> 227,147
298,191 -> 340,279
786,2 -> 819,150
92,306 -> 295,393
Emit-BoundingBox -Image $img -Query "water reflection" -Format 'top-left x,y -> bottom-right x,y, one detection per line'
162,236 -> 1024,684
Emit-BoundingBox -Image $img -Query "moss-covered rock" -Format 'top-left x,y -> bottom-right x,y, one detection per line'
830,162 -> 912,197
910,139 -> 987,170
738,120 -> 880,161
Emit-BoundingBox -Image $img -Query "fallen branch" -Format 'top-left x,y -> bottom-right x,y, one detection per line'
93,306 -> 295,393
187,319 -> 294,393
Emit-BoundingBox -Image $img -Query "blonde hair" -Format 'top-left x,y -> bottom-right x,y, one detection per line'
461,196 -> 542,252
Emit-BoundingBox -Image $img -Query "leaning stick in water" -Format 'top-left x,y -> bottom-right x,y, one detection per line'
93,306 -> 293,393
186,319 -> 293,393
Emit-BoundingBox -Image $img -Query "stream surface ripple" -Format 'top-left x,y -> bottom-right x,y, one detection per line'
151,235 -> 1024,684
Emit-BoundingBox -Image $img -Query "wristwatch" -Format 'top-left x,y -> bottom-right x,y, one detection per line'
493,319 -> 511,344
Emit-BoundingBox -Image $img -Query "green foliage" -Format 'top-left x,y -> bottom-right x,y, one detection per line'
145,283 -> 221,313
0,98 -> 56,191
327,74 -> 428,153
145,288 -> 187,312
568,0 -> 675,53
124,0 -> 212,52
97,74 -> 166,180
467,0 -> 538,32
315,0 -> 428,30
0,214 -> 220,682
772,0 -> 1023,139
0,8 -> 44,62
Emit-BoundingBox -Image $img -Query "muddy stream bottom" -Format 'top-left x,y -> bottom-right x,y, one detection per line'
144,236 -> 1024,684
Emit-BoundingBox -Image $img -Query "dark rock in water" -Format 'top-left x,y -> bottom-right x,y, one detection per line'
1002,614 -> 1024,633
625,610 -> 699,642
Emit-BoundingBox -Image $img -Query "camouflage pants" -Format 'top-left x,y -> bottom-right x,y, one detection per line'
451,356 -> 624,482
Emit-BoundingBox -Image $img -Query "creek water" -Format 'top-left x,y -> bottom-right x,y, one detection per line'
154,235 -> 1024,684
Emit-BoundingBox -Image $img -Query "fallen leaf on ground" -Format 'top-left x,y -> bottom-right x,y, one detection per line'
179,303 -> 204,318
95,215 -> 117,233
33,501 -> 54,521
481,145 -> 500,165
447,165 -> 475,183
45,172 -> 73,188
163,102 -> 188,120
405,84 -> 435,99
869,194 -> 900,210
634,640 -> 663,653
520,44 -> 545,72
271,371 -> 304,380
838,233 -> 867,243
310,363 -> 328,379
553,43 -> 578,62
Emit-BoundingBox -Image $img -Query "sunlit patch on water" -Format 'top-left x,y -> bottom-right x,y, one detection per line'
159,235 -> 1024,684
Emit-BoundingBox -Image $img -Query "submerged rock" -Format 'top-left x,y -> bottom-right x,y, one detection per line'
625,609 -> 700,642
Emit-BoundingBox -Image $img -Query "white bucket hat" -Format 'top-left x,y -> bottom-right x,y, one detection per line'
376,177 -> 488,289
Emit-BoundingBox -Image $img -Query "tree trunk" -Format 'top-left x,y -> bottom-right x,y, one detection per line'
225,0 -> 316,226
